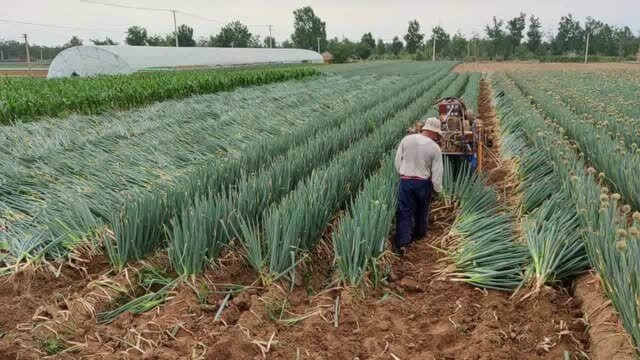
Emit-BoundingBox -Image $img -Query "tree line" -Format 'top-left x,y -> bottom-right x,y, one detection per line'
1,7 -> 638,63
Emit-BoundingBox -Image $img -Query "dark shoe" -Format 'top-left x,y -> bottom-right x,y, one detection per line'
412,234 -> 426,242
395,246 -> 408,256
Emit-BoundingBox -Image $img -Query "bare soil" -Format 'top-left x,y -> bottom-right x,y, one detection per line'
0,69 -> 48,77
453,62 -> 640,73
573,275 -> 635,360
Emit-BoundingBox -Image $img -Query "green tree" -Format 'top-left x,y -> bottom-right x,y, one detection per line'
404,20 -> 424,54
327,37 -> 356,63
553,14 -> 584,54
146,34 -> 166,46
212,21 -> 253,47
391,36 -> 403,55
197,37 -> 209,47
507,13 -> 526,47
485,17 -> 505,59
449,31 -> 467,59
376,39 -> 386,55
526,15 -> 543,54
63,36 -> 83,48
616,26 -> 636,57
263,36 -> 276,48
125,26 -> 148,46
249,35 -> 262,48
90,37 -> 118,45
281,40 -> 294,48
432,26 -> 450,57
291,6 -> 327,51
361,32 -> 375,49
506,12 -> 526,58
176,24 -> 196,47
357,33 -> 375,59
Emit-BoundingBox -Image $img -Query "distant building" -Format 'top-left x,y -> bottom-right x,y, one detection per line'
322,51 -> 334,64
48,45 -> 324,78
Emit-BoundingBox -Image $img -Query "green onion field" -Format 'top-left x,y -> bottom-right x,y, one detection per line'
1,61 -> 639,359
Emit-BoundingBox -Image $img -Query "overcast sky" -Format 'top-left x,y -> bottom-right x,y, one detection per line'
2,0 -> 639,46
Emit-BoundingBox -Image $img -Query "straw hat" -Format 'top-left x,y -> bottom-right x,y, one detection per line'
421,117 -> 442,134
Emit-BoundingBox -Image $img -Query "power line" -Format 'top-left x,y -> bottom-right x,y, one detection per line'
79,0 -> 175,12
80,0 -> 273,28
0,18 -> 121,32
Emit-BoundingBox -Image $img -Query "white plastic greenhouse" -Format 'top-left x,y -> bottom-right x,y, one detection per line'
47,45 -> 324,78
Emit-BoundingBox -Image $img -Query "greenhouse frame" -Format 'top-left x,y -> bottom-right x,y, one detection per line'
47,45 -> 324,78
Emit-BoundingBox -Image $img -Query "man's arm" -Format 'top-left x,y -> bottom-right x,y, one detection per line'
431,145 -> 443,193
394,139 -> 404,174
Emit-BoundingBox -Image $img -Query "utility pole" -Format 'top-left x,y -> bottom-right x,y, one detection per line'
172,10 -> 179,47
317,37 -> 321,53
637,30 -> 640,62
584,31 -> 590,64
432,35 -> 436,61
40,48 -> 43,61
0,50 -> 4,62
267,25 -> 273,48
23,33 -> 32,76
467,41 -> 470,58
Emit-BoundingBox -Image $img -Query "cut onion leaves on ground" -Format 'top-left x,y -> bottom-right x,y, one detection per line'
442,159 -> 527,291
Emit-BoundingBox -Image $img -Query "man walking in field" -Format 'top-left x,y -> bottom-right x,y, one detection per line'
394,117 -> 443,255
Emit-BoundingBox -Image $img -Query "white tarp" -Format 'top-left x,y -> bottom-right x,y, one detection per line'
48,45 -> 324,78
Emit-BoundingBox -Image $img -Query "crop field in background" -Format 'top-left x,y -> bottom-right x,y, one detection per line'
1,61 -> 640,359
0,66 -> 319,122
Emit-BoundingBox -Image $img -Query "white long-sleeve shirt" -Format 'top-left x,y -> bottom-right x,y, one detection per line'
394,134 -> 443,193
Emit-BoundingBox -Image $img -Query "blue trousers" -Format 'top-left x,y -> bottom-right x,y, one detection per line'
395,179 -> 433,248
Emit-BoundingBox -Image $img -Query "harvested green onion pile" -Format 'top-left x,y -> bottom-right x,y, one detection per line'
442,160 -> 527,291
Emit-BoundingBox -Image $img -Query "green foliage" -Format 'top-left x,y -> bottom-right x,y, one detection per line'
442,160 -> 527,291
332,153 -> 397,286
357,33 -> 376,59
485,17 -> 505,60
327,38 -> 357,63
538,55 -> 635,62
404,20 -> 424,54
125,26 -> 148,46
245,71 -> 457,282
449,32 -> 468,60
1,70 -> 391,267
0,66 -> 319,123
103,64 -> 453,273
175,24 -> 196,47
431,26 -> 450,56
506,13 -> 527,49
291,6 -> 327,50
376,39 -> 386,56
510,73 -> 640,210
210,21 -> 253,48
526,15 -> 543,54
96,276 -> 181,324
63,36 -> 83,49
90,37 -> 119,45
553,14 -> 584,55
390,36 -> 403,56
493,72 -> 640,352
36,334 -> 67,355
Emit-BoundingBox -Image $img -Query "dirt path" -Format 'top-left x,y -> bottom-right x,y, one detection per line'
453,62 -> 640,73
0,69 -> 48,77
